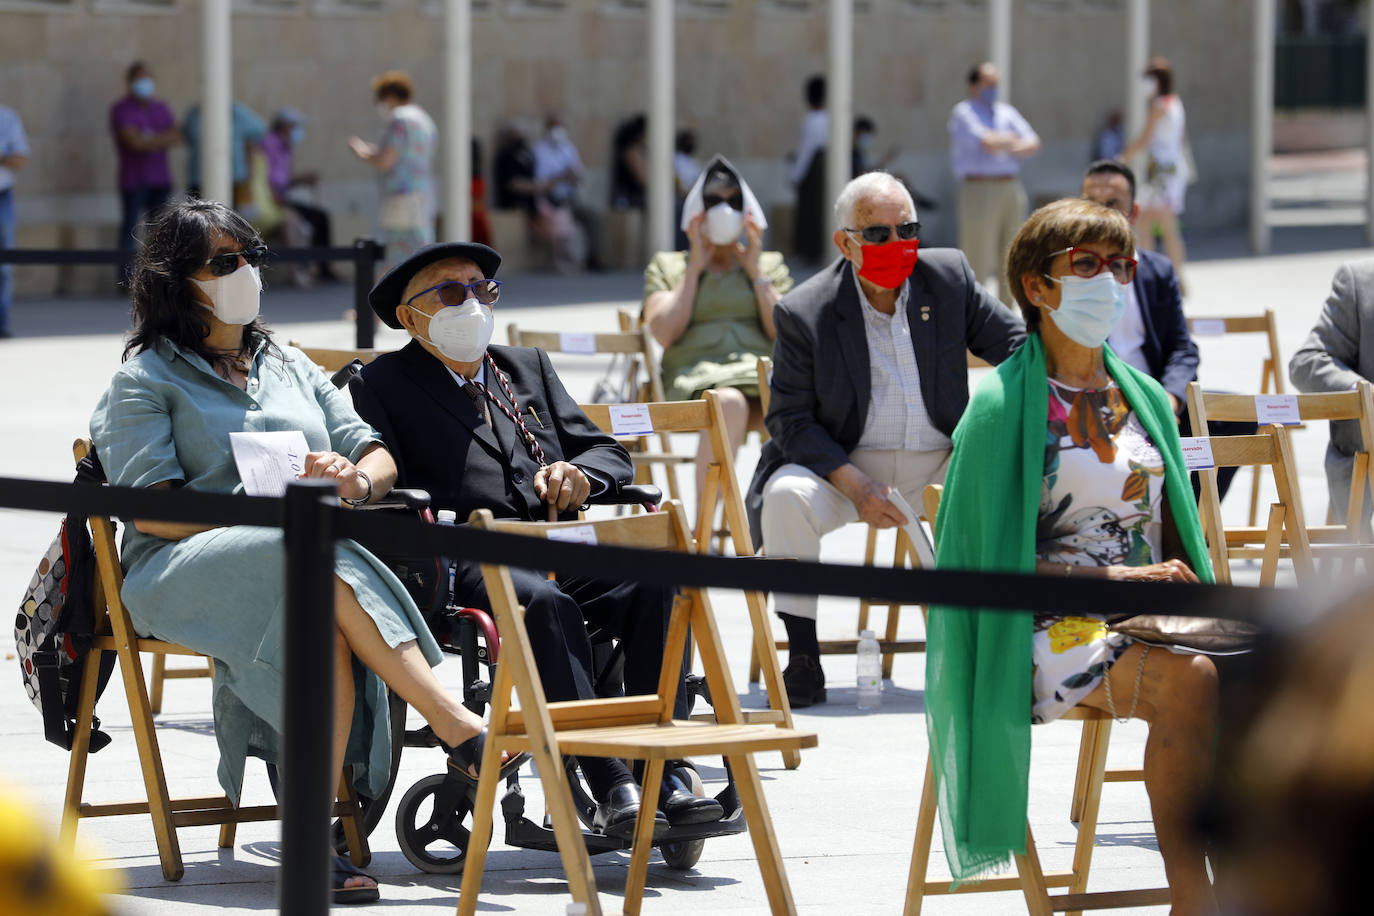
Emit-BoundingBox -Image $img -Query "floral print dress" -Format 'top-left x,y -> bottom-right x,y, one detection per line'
1031,379 -> 1165,724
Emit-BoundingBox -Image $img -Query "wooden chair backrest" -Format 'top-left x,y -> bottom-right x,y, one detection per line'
1186,310 -> 1285,394
581,392 -> 748,554
288,341 -> 390,373
1188,380 -> 1374,541
757,355 -> 772,417
1185,421 -> 1315,585
74,438 -> 122,639
509,319 -> 669,403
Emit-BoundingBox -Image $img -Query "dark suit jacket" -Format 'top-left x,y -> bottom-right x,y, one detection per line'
1128,248 -> 1198,401
349,341 -> 633,522
745,249 -> 1026,536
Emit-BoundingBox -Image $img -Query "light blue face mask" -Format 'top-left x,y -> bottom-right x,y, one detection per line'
1043,271 -> 1126,348
977,86 -> 998,108
131,76 -> 156,100
289,126 -> 305,147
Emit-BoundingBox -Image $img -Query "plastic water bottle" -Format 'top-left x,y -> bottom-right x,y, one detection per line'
857,629 -> 882,710
436,510 -> 458,598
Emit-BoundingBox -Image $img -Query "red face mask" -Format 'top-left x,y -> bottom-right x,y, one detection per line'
855,238 -> 920,289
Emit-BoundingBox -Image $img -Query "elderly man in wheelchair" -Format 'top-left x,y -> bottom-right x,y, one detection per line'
344,241 -> 726,856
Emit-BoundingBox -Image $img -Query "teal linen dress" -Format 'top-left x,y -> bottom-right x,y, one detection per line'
89,337 -> 442,803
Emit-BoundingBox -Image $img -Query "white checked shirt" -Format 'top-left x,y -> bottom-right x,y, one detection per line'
852,272 -> 952,453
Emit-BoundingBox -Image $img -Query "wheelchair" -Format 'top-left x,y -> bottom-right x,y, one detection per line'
323,362 -> 748,874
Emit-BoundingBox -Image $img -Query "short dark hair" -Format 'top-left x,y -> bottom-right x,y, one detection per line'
126,60 -> 149,82
675,128 -> 696,155
1146,56 -> 1173,96
805,74 -> 826,109
124,200 -> 280,369
1084,159 -> 1137,203
854,115 -> 876,134
967,64 -> 983,85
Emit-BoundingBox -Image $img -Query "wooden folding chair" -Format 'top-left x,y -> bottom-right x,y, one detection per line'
581,393 -> 802,769
1186,310 -> 1286,526
906,483 -> 1169,915
65,438 -> 369,880
509,318 -> 694,503
459,504 -> 818,916
1187,380 -> 1374,557
756,354 -> 928,683
287,340 -> 391,374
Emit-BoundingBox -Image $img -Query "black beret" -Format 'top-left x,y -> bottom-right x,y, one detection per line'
367,241 -> 502,328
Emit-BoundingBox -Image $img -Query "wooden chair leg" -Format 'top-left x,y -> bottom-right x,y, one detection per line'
336,769 -> 369,867
60,648 -> 105,851
1067,719 -> 1113,916
149,653 -> 166,715
1068,718 -> 1097,825
456,759 -> 506,916
118,645 -> 185,880
747,639 -> 762,686
1013,825 -> 1055,916
727,752 -> 798,916
902,755 -> 939,916
857,524 -> 879,632
1246,463 -> 1263,529
623,757 -> 667,916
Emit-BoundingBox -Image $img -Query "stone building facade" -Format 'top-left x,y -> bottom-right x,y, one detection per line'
0,0 -> 1254,292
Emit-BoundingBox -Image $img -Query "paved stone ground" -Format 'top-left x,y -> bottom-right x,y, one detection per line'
0,222 -> 1369,915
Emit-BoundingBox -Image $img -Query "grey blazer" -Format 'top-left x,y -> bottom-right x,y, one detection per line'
1288,257 -> 1374,523
744,249 -> 1026,539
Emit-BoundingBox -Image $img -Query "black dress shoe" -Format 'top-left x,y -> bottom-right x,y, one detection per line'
593,782 -> 668,840
659,772 -> 725,826
782,654 -> 827,708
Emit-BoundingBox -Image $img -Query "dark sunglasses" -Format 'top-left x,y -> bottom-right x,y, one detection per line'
842,221 -> 920,244
204,246 -> 268,277
405,278 -> 502,307
702,191 -> 742,209
1047,246 -> 1137,285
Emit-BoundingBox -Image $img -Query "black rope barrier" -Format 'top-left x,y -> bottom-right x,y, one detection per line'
0,472 -> 1294,916
0,238 -> 385,349
0,475 -> 1291,623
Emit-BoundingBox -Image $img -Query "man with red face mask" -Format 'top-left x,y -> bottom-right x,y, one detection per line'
745,171 -> 1025,707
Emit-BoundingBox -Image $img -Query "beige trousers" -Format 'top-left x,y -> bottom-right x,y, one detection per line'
957,177 -> 1028,307
760,448 -> 951,620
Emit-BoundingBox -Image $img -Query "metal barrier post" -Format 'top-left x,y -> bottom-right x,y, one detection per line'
279,479 -> 338,916
352,238 -> 382,349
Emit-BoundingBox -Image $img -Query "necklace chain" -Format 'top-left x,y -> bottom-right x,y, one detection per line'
471,355 -> 547,468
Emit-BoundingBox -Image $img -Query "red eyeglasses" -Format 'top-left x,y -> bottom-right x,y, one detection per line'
1047,246 -> 1137,284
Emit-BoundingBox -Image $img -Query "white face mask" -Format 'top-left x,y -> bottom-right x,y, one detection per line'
193,264 -> 261,326
1043,272 -> 1126,349
704,203 -> 744,246
406,297 -> 494,363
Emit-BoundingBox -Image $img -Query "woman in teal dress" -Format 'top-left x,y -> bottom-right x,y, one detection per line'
90,200 -> 483,903
642,155 -> 793,504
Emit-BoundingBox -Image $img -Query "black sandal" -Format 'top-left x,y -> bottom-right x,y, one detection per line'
444,728 -> 530,783
332,853 -> 380,905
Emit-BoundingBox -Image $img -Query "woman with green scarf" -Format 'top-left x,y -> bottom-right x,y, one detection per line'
926,198 -> 1219,913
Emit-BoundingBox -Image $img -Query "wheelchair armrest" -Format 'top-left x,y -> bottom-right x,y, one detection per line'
355,488 -> 432,511
329,359 -> 365,390
593,483 -> 662,508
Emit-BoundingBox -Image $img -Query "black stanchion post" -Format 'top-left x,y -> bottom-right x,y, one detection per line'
352,238 -> 381,349
279,480 -> 338,916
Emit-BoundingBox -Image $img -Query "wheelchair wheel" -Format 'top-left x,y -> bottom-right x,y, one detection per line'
659,765 -> 707,871
395,772 -> 480,874
332,688 -> 408,859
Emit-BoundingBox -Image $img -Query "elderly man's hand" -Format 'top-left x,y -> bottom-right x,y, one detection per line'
827,463 -> 908,529
534,461 -> 591,513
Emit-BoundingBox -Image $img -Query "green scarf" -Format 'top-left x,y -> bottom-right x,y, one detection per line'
925,333 -> 1213,880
